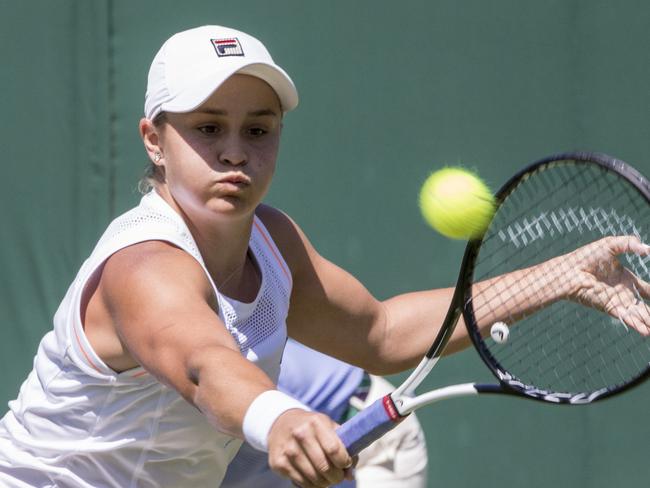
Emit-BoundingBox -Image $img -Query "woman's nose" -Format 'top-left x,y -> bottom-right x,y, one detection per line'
218,137 -> 247,166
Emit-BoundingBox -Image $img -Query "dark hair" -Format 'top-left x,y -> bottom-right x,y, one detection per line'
138,113 -> 167,194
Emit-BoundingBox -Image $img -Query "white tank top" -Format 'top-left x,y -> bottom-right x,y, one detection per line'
0,191 -> 292,488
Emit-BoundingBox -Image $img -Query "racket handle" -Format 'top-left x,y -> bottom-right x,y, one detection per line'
336,394 -> 406,456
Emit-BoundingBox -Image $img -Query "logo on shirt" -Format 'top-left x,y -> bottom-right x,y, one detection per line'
211,38 -> 245,57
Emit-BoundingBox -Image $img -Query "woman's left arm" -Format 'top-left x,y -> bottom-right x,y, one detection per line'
259,206 -> 650,374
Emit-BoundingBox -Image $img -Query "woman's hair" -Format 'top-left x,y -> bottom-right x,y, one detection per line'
138,113 -> 167,194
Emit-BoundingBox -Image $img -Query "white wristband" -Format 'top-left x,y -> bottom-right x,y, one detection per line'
243,390 -> 311,452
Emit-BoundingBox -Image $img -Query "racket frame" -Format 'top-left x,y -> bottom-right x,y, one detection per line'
393,151 -> 650,413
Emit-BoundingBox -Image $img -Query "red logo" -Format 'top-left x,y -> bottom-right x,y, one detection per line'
211,38 -> 244,57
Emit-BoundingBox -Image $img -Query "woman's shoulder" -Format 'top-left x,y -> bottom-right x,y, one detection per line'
104,240 -> 208,291
254,204 -> 314,270
255,204 -> 301,243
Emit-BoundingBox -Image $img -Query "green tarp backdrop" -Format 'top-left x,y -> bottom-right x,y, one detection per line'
1,1 -> 649,486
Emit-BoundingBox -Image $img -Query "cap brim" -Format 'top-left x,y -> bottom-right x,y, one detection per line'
161,61 -> 299,115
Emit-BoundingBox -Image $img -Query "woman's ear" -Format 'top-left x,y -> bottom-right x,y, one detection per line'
139,117 -> 164,167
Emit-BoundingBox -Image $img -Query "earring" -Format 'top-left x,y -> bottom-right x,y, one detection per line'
154,152 -> 162,162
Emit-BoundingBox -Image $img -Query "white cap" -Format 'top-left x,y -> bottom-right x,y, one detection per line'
144,25 -> 299,120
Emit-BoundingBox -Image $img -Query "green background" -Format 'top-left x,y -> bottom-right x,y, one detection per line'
1,1 -> 649,486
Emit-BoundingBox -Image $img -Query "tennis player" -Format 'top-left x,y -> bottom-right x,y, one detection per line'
0,25 -> 648,488
221,339 -> 428,487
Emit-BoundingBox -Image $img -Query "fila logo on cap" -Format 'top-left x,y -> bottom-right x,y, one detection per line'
211,38 -> 245,57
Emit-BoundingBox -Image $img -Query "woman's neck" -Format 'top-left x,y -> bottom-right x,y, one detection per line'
153,185 -> 257,288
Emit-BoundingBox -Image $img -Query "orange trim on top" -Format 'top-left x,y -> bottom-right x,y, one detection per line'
72,324 -> 104,374
130,370 -> 150,378
74,324 -> 149,378
253,219 -> 291,284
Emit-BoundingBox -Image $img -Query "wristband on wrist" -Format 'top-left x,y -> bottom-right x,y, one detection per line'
242,390 -> 311,452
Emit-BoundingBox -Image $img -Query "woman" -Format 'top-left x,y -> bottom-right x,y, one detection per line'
0,25 -> 648,488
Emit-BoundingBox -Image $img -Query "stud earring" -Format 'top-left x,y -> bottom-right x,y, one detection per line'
154,152 -> 162,162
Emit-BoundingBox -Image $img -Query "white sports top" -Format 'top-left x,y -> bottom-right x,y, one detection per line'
0,191 -> 292,488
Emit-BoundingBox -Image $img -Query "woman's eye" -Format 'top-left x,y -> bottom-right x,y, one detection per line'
248,127 -> 267,137
198,125 -> 219,134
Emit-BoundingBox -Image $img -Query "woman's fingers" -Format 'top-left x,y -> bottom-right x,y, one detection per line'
268,410 -> 352,487
602,235 -> 650,257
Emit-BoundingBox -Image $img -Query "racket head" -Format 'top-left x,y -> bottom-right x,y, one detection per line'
462,152 -> 650,404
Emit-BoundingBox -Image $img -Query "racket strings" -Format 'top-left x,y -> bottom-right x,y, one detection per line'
490,161 -> 615,244
473,162 -> 646,302
471,159 -> 650,396
502,303 -> 650,391
480,251 -> 636,369
508,244 -> 650,392
470,165 -> 640,326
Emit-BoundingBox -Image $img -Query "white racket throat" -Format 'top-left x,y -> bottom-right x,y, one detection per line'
391,356 -> 440,414
391,357 -> 480,414
396,383 -> 480,413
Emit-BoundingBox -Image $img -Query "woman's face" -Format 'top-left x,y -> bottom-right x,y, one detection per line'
156,74 -> 283,221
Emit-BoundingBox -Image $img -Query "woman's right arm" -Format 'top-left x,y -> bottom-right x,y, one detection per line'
96,240 -> 275,436
95,241 -> 352,487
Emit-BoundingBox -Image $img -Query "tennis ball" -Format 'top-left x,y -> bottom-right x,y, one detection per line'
419,167 -> 495,239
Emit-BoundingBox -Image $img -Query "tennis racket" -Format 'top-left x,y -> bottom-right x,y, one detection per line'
337,151 -> 650,456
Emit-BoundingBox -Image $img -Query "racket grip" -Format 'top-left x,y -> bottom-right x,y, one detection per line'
336,394 -> 406,456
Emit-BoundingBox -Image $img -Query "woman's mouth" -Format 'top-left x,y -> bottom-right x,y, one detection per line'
216,173 -> 251,191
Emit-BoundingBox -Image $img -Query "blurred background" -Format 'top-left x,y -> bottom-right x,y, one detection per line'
1,1 -> 649,486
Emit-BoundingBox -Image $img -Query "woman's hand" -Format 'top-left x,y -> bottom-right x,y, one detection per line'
566,235 -> 650,334
267,410 -> 354,487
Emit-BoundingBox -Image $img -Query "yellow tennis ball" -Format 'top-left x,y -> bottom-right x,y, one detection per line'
419,167 -> 495,239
